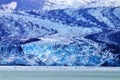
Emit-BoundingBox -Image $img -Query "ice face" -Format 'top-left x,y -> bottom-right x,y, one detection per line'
0,6 -> 120,66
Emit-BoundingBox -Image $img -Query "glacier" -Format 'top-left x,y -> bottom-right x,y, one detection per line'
0,0 -> 120,66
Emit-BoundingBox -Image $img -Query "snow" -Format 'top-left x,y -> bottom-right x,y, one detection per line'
0,3 -> 119,66
0,1 -> 17,12
43,0 -> 120,10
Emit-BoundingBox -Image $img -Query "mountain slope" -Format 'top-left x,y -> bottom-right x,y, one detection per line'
0,6 -> 119,66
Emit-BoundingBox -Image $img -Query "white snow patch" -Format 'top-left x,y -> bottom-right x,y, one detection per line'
0,1 -> 17,12
43,0 -> 120,10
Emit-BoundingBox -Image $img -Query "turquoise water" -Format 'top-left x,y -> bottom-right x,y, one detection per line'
0,71 -> 120,80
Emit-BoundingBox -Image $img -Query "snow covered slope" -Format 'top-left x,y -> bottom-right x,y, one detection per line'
0,0 -> 120,66
0,0 -> 45,11
0,6 -> 120,66
43,0 -> 120,10
0,0 -> 120,11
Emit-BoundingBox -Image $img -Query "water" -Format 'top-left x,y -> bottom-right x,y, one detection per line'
0,71 -> 120,80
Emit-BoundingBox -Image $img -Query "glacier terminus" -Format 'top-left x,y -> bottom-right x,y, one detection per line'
0,0 -> 120,66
